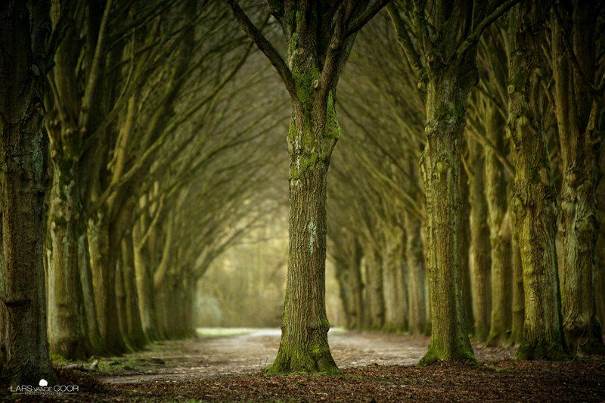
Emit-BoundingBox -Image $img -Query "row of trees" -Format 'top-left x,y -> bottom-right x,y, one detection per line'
0,0 -> 288,384
330,0 -> 605,361
1,0 -> 603,384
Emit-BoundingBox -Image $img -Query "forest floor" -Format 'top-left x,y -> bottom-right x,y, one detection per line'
11,328 -> 605,402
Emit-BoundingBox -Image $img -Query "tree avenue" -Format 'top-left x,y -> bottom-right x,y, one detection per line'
0,0 -> 605,397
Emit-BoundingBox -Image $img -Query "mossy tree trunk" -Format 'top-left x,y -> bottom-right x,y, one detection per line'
552,1 -> 604,356
510,229 -> 525,344
120,236 -> 147,349
270,92 -> 339,373
227,0 -> 389,373
87,213 -> 127,355
47,129 -> 91,359
78,234 -> 103,353
420,65 -> 476,364
132,216 -> 159,341
484,104 -> 512,346
508,4 -> 566,360
0,0 -> 55,384
467,136 -> 492,341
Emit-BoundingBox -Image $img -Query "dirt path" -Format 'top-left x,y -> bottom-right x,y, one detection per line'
97,328 -> 513,385
42,329 -> 605,401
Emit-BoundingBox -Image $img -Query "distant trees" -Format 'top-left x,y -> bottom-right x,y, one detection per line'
2,0 -> 290,384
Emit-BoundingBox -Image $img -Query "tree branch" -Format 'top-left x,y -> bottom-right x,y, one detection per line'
454,0 -> 521,63
346,0 -> 392,38
225,0 -> 297,101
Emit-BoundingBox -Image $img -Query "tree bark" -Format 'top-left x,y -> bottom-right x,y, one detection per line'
420,68 -> 475,364
0,0 -> 54,384
468,136 -> 492,341
511,226 -> 525,344
87,214 -> 127,354
508,4 -> 566,359
552,1 -> 604,356
269,55 -> 341,370
484,105 -> 512,346
78,234 -> 103,354
132,219 -> 159,341
405,212 -> 427,335
383,237 -> 406,331
47,135 -> 90,358
459,159 -> 474,334
120,236 -> 147,349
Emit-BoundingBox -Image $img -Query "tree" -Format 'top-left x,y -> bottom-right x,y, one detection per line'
552,0 -> 605,356
389,0 -> 520,364
0,0 -> 55,385
508,2 -> 566,360
226,0 -> 390,373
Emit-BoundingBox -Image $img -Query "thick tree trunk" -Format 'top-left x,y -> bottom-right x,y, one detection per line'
47,147 -> 90,358
270,159 -> 337,373
509,4 -> 566,359
484,105 -> 512,346
0,0 -> 55,385
420,70 -> 475,364
468,137 -> 491,341
552,4 -> 604,356
269,68 -> 340,371
87,214 -> 127,354
405,212 -> 427,335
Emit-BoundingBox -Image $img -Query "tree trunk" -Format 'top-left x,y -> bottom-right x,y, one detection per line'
121,237 -> 146,349
511,227 -> 525,344
468,136 -> 491,341
509,4 -> 566,359
47,145 -> 90,359
420,69 -> 475,364
0,0 -> 55,385
87,214 -> 127,354
270,158 -> 337,373
459,160 -> 474,334
405,212 -> 427,335
596,143 -> 605,326
269,66 -> 340,371
78,234 -> 103,354
365,248 -> 386,330
552,3 -> 604,356
132,221 -> 159,341
484,105 -> 512,346
383,237 -> 406,331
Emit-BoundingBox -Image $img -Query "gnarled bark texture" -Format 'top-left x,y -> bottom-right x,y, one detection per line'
0,0 -> 55,384
420,66 -> 475,364
468,137 -> 491,341
508,4 -> 566,360
484,105 -> 512,346
552,1 -> 604,356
